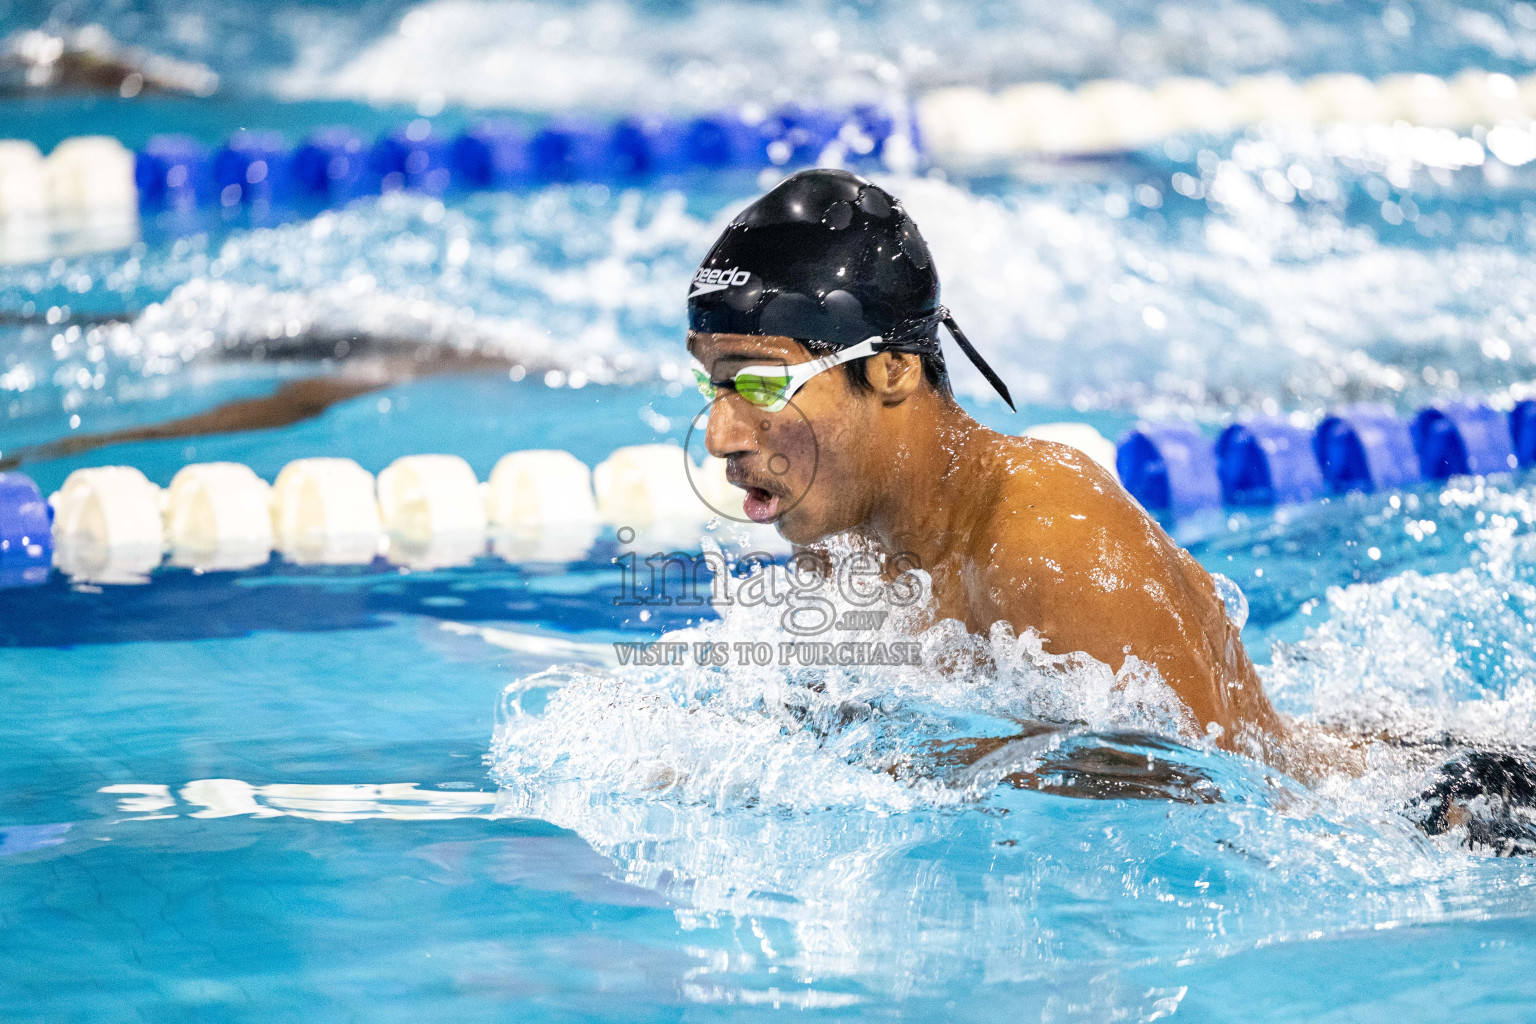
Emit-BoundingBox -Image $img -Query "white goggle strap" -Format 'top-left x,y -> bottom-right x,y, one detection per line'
734,336 -> 884,402
793,336 -> 881,385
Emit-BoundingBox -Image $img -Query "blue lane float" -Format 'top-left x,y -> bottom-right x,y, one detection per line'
608,116 -> 688,179
213,130 -> 292,207
134,134 -> 210,211
291,127 -> 368,202
1215,418 -> 1325,506
1411,401 -> 1518,479
1117,400 -> 1536,517
0,472 -> 51,588
451,120 -> 532,189
762,104 -> 844,165
132,103 -> 903,213
1513,399 -> 1536,468
1116,421 -> 1222,514
682,113 -> 763,168
371,126 -> 452,195
1313,404 -> 1422,494
529,118 -> 611,183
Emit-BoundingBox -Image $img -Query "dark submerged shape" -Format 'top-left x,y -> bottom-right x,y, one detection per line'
688,167 -> 1015,409
1415,749 -> 1536,856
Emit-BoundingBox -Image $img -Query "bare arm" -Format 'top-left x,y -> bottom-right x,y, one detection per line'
972,441 -> 1281,748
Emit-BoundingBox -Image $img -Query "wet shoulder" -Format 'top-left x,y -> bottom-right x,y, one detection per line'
972,433 -> 1166,570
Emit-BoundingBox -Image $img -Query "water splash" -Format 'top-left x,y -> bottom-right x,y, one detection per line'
263,0 -> 1536,113
487,535 -> 1536,1007
1265,481 -> 1536,746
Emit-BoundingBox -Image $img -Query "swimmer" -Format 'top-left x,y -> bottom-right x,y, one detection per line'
687,168 -> 1292,761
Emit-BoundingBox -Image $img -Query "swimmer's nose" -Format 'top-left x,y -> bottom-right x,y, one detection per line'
703,391 -> 760,461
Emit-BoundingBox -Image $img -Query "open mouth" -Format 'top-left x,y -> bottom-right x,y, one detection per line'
741,485 -> 782,523
728,464 -> 787,523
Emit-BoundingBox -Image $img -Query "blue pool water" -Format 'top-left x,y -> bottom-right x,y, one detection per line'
9,0 -> 1536,1020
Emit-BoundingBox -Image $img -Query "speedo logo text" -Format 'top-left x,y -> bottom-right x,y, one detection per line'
689,266 -> 752,298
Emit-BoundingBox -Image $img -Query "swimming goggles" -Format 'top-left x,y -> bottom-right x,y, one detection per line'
690,306 -> 1016,413
692,337 -> 880,413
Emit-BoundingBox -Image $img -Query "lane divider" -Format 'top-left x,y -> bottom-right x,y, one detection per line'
165,462 -> 273,570
0,105 -> 903,263
0,423 -> 1116,587
5,66 -> 1535,262
130,103 -> 903,214
7,399 -> 1533,586
0,443 -> 781,587
918,69 -> 1536,163
1118,399 -> 1536,515
272,457 -> 383,566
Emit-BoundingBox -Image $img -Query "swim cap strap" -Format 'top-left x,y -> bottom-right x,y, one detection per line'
941,315 -> 1015,411
870,307 -> 1015,410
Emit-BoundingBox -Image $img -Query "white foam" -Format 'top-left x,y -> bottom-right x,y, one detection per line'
886,144 -> 1536,412
17,125 -> 1536,424
1264,495 -> 1536,749
121,189 -> 701,381
485,534 -> 1506,994
491,541 -> 1197,816
268,0 -> 1299,114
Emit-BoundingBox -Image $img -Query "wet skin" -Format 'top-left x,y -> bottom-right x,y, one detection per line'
690,330 -> 1288,758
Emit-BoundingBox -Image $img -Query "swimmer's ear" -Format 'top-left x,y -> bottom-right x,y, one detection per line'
864,352 -> 924,405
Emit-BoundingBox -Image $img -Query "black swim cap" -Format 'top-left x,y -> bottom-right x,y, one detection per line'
688,168 -> 1014,409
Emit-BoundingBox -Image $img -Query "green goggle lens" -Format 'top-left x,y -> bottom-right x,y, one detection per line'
691,367 -> 792,411
734,372 -> 791,410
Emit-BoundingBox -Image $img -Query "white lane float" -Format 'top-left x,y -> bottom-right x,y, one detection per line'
50,465 -> 164,582
0,135 -> 138,264
1022,422 -> 1120,479
1377,73 -> 1462,128
164,462 -> 273,570
271,457 -> 382,566
914,87 -> 1008,162
485,449 -> 600,563
995,83 -> 1091,155
1304,73 -> 1392,126
0,140 -> 49,264
486,449 -> 597,529
1153,77 -> 1237,136
31,441 -> 812,582
596,443 -> 713,551
0,140 -> 47,218
376,454 -> 487,568
1075,80 -> 1172,154
45,135 -> 137,213
595,444 -> 704,525
1225,73 -> 1313,125
917,69 -> 1536,165
1450,70 -> 1525,126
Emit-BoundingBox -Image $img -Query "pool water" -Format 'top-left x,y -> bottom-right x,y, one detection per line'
9,0 -> 1536,1020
